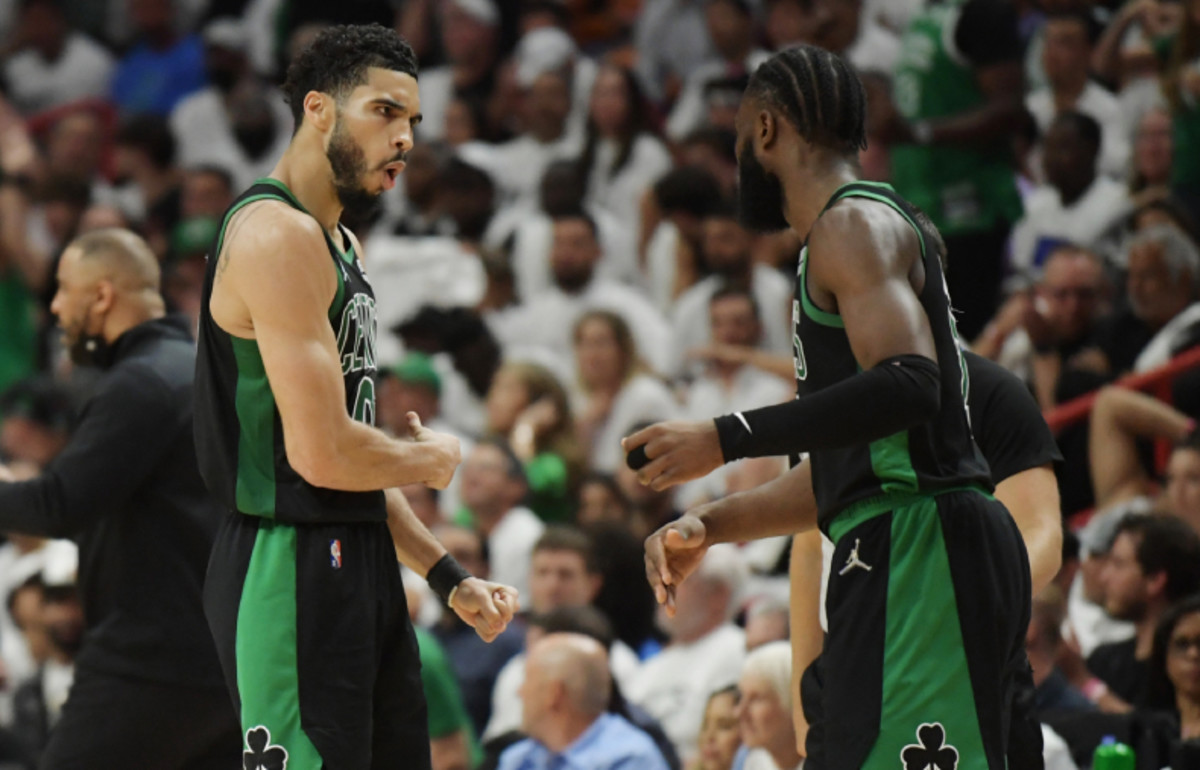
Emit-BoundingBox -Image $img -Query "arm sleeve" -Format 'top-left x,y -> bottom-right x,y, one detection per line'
955,0 -> 1021,67
0,366 -> 178,538
714,354 -> 941,462
965,353 -> 1063,482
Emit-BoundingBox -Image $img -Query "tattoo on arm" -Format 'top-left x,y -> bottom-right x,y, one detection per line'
214,206 -> 258,283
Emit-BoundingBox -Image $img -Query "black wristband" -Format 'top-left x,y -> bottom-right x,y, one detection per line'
714,414 -> 748,464
427,553 -> 471,606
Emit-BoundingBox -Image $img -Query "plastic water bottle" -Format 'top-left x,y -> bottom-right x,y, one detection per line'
1092,735 -> 1135,770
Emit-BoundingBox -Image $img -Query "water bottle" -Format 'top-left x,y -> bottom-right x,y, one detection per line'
1092,735 -> 1135,770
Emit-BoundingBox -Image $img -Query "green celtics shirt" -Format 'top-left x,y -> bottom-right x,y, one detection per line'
889,0 -> 1023,236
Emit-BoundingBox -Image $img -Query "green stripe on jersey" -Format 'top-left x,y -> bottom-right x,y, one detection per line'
232,337 -> 277,516
863,499 -> 987,768
236,523 -> 323,768
799,246 -> 844,329
868,431 -> 919,496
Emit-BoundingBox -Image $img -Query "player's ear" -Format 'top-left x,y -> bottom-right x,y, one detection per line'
758,109 -> 778,151
303,90 -> 336,133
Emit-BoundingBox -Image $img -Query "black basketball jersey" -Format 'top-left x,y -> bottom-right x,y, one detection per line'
791,181 -> 992,529
194,178 -> 386,523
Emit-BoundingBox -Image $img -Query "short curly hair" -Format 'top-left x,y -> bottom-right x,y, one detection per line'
282,24 -> 419,129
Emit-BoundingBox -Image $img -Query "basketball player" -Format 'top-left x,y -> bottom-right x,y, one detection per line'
624,45 -> 1029,768
194,26 -> 517,769
643,349 -> 1064,769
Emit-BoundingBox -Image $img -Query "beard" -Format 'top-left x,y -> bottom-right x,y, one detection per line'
553,264 -> 593,293
327,117 -> 383,221
62,309 -> 113,368
736,138 -> 790,233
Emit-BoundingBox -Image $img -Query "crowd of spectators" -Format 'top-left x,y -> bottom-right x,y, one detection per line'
6,0 -> 1200,768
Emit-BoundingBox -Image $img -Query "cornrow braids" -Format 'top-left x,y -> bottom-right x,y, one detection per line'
746,44 -> 867,155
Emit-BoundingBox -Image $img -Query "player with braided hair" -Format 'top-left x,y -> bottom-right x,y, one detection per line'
625,44 -> 1030,769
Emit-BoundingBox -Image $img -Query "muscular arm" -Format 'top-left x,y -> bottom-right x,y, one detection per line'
1089,386 -> 1193,509
214,202 -> 457,491
995,465 -> 1062,595
712,203 -> 940,461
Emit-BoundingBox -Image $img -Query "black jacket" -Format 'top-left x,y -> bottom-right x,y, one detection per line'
0,317 -> 225,688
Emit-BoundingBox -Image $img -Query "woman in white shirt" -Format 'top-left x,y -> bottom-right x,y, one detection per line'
580,64 -> 673,250
572,310 -> 679,474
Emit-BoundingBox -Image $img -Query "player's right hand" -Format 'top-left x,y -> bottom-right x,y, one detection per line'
644,513 -> 709,617
406,412 -> 461,490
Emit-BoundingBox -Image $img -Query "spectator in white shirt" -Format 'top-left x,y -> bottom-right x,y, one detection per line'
678,287 -> 793,506
459,439 -> 546,602
625,544 -> 748,764
498,161 -> 638,301
571,310 -> 679,475
580,64 -> 673,245
411,0 -> 501,143
459,68 -> 583,215
1026,11 -> 1129,180
491,212 -> 672,378
634,0 -> 715,104
1010,112 -> 1133,280
643,166 -> 726,312
3,0 -> 114,115
685,287 -> 792,417
170,19 -> 291,193
670,206 -> 793,377
666,0 -> 770,142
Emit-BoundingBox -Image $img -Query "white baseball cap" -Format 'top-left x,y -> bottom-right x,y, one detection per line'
450,0 -> 500,27
514,27 -> 577,88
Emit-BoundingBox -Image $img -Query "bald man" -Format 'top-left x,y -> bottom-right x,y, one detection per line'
499,633 -> 669,770
0,229 -> 240,768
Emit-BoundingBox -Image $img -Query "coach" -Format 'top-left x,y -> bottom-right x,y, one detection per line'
0,229 -> 239,768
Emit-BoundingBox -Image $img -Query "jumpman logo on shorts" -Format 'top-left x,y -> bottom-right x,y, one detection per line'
838,538 -> 873,575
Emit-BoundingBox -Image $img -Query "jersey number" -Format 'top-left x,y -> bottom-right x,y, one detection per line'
352,378 -> 376,427
792,299 -> 808,381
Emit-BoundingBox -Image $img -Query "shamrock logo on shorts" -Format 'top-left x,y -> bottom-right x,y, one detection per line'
900,723 -> 958,770
244,726 -> 289,770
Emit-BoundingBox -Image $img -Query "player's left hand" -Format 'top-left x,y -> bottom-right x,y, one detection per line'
622,420 -> 724,491
450,578 -> 518,643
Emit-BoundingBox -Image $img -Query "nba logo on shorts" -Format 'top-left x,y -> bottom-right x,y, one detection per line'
330,539 -> 342,569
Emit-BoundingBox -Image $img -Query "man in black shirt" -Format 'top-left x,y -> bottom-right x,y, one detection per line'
0,229 -> 239,768
1087,514 -> 1200,708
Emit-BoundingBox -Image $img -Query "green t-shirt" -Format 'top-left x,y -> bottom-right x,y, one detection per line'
0,269 -> 37,396
452,451 -> 573,526
524,451 -> 571,524
889,0 -> 1023,235
416,627 -> 483,768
